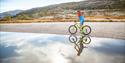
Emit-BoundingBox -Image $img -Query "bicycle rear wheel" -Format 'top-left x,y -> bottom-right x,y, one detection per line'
68,25 -> 77,34
69,35 -> 78,43
81,25 -> 91,35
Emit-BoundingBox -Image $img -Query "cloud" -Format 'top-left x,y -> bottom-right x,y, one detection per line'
0,32 -> 125,63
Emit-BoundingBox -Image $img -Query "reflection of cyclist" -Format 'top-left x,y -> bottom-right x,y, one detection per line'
75,42 -> 87,56
74,36 -> 87,56
77,42 -> 84,56
74,36 -> 84,56
77,10 -> 84,26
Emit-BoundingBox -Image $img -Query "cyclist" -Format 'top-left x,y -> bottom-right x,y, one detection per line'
77,10 -> 84,26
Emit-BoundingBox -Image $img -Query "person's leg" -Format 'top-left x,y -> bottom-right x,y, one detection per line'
77,43 -> 84,56
77,48 -> 83,56
74,44 -> 80,52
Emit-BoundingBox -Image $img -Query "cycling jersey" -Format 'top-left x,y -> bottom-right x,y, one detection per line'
77,10 -> 84,26
79,15 -> 84,26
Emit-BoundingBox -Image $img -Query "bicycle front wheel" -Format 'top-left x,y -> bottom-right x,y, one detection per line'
68,25 -> 77,34
81,25 -> 91,35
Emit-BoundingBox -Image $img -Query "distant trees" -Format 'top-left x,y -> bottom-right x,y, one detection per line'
0,16 -> 12,21
16,14 -> 31,20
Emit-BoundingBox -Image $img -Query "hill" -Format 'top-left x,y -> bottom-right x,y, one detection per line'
14,0 -> 125,19
0,10 -> 23,18
0,0 -> 125,22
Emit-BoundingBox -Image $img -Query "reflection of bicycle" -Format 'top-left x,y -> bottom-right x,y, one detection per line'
69,34 -> 91,44
68,22 -> 91,35
68,10 -> 92,56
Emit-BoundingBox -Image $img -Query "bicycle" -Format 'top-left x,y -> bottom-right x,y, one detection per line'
68,22 -> 91,35
69,34 -> 91,44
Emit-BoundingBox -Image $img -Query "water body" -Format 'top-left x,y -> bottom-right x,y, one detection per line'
0,32 -> 125,63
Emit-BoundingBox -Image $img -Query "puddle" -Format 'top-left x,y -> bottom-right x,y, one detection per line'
0,32 -> 125,63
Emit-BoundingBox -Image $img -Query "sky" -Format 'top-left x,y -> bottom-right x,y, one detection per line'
0,0 -> 83,13
1,32 -> 125,63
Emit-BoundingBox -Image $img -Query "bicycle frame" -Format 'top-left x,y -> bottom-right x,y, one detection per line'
74,22 -> 80,28
74,22 -> 84,34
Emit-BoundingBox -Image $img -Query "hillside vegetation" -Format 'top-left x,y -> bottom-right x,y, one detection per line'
0,0 -> 125,23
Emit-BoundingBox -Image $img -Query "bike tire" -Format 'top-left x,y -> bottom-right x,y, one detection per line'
69,35 -> 78,43
68,25 -> 77,34
81,25 -> 91,35
82,35 -> 91,44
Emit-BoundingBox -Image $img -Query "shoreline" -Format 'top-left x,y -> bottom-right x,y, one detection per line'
0,31 -> 125,40
0,21 -> 125,24
0,20 -> 125,24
